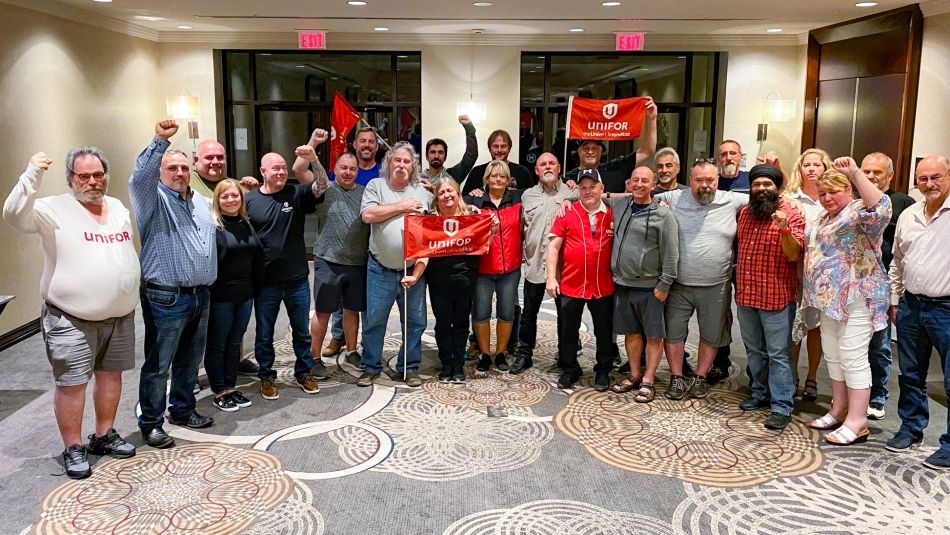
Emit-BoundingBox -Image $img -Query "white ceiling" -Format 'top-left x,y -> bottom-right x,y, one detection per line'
45,0 -> 927,38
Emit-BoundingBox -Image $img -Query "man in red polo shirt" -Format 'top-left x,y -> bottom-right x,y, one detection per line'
736,164 -> 805,430
546,168 -> 615,391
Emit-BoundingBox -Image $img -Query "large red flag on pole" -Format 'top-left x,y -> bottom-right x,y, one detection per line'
330,92 -> 361,169
566,96 -> 649,141
403,214 -> 492,260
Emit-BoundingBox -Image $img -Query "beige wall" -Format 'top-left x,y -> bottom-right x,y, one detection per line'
0,3 -> 161,334
912,11 -> 950,175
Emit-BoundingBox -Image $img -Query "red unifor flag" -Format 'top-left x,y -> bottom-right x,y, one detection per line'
403,214 -> 492,261
566,96 -> 648,141
330,92 -> 361,169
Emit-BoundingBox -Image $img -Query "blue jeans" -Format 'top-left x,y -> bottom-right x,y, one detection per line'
737,304 -> 796,416
138,286 -> 210,429
868,323 -> 893,406
205,299 -> 253,394
473,269 -> 521,323
361,256 -> 427,374
895,293 -> 950,451
330,305 -> 344,340
254,278 -> 314,379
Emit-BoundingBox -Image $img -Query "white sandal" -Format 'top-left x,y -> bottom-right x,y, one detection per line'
825,425 -> 870,446
808,413 -> 841,430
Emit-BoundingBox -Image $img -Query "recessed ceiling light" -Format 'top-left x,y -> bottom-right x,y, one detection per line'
347,1 -> 367,5
602,1 -> 622,6
296,65 -> 306,68
397,55 -> 408,58
134,15 -> 166,21
473,2 -> 494,6
93,0 -> 112,3
374,27 -> 389,31
260,53 -> 272,56
569,28 -> 585,32
766,28 -> 783,33
176,25 -> 192,29
855,2 -> 877,6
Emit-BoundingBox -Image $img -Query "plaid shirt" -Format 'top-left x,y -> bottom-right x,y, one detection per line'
735,199 -> 804,311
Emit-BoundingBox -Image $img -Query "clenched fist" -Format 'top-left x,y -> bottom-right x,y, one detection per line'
295,145 -> 317,163
155,119 -> 179,141
30,152 -> 53,171
833,156 -> 858,180
771,209 -> 789,230
309,128 -> 329,146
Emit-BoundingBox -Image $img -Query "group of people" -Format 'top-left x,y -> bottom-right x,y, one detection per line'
4,93 -> 949,480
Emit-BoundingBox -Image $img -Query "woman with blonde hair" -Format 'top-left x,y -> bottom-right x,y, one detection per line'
783,148 -> 834,401
802,158 -> 891,445
205,179 -> 264,412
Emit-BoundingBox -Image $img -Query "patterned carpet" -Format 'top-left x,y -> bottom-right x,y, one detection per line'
17,299 -> 950,534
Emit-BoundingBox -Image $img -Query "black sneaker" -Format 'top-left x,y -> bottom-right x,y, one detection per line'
237,358 -> 260,376
764,412 -> 792,430
594,372 -> 610,392
310,359 -> 330,380
87,428 -> 136,459
885,431 -> 922,452
476,354 -> 492,372
509,355 -> 532,375
706,366 -> 729,385
451,364 -> 466,384
228,390 -> 252,408
438,368 -> 452,383
345,350 -> 365,370
212,394 -> 239,412
687,376 -> 710,398
168,411 -> 214,429
739,397 -> 769,411
618,360 -> 631,374
62,444 -> 91,479
666,375 -> 692,400
867,402 -> 886,420
557,372 -> 577,390
494,353 -> 509,372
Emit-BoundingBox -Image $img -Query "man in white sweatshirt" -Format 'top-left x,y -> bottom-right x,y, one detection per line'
3,149 -> 140,479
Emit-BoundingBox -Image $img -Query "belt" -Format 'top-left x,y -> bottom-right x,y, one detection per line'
369,253 -> 404,273
909,292 -> 950,303
143,281 -> 207,295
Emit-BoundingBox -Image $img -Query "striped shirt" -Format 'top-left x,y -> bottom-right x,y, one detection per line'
129,137 -> 216,287
735,199 -> 805,310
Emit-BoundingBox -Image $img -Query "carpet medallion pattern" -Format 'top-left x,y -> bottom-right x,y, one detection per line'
554,388 -> 824,487
422,366 -> 551,410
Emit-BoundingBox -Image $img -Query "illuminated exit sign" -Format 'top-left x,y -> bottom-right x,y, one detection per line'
616,32 -> 645,51
298,31 -> 327,50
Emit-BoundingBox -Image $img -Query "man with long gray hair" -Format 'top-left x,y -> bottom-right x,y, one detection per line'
4,147 -> 140,478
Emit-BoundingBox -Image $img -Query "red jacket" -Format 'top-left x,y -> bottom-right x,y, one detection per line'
549,200 -> 615,299
466,190 -> 523,275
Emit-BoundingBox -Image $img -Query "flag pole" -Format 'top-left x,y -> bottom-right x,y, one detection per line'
564,96 -> 574,174
358,117 -> 394,152
402,259 -> 409,382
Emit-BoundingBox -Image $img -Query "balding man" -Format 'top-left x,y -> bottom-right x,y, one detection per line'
130,120 -> 217,448
861,152 -> 916,420
245,152 -> 328,400
886,155 -> 950,470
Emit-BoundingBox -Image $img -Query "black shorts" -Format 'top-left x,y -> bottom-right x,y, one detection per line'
613,285 -> 665,339
312,258 -> 367,313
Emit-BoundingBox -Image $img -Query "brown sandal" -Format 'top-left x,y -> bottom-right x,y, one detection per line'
611,376 -> 642,394
634,382 -> 656,403
802,379 -> 818,401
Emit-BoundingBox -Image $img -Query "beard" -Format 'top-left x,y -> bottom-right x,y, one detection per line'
749,190 -> 780,219
657,172 -> 674,185
721,163 -> 737,176
428,158 -> 444,169
71,180 -> 108,206
696,188 -> 715,205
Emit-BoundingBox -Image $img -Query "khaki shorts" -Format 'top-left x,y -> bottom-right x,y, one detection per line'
664,281 -> 733,347
41,303 -> 135,386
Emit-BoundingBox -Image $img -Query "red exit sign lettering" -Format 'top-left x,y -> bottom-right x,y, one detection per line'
298,31 -> 326,50
616,32 -> 645,51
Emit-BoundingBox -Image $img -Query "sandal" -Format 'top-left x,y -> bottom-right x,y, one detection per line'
610,376 -> 642,394
808,413 -> 842,431
825,425 -> 870,446
802,379 -> 818,401
634,382 -> 656,403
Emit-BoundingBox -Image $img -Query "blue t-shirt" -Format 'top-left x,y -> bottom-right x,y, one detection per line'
330,163 -> 380,187
719,170 -> 750,193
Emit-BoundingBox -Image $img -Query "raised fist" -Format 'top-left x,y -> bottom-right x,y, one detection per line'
458,115 -> 471,125
833,156 -> 858,179
771,209 -> 789,230
295,145 -> 317,163
155,119 -> 179,140
30,152 -> 53,171
758,151 -> 781,168
239,176 -> 260,190
309,128 -> 329,146
644,97 -> 658,119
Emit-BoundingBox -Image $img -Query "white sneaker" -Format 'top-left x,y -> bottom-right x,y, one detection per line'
867,403 -> 886,420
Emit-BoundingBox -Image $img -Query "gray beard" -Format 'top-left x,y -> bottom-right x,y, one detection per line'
696,189 -> 715,205
71,181 -> 108,205
721,163 -> 737,176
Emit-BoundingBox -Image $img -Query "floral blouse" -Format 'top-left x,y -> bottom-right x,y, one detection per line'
802,195 -> 892,330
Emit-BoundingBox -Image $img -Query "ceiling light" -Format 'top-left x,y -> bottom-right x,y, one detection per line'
397,55 -> 408,58
93,0 -> 112,3
176,25 -> 192,29
602,1 -> 622,6
347,1 -> 367,5
855,2 -> 877,6
766,28 -> 783,33
296,65 -> 306,68
473,2 -> 494,6
374,27 -> 389,31
569,28 -> 585,32
134,15 -> 166,21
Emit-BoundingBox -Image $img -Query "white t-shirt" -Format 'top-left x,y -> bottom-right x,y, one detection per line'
360,177 -> 433,270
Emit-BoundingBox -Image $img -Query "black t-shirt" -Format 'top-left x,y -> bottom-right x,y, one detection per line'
211,215 -> 264,302
245,183 -> 321,282
882,189 -> 917,270
566,152 -> 640,194
463,161 -> 535,195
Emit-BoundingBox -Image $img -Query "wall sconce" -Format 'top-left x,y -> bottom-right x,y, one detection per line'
757,90 -> 796,142
165,91 -> 200,156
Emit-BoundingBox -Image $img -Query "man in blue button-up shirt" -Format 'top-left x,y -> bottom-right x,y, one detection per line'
130,120 -> 217,448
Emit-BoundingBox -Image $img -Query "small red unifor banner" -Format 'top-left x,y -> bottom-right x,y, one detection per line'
403,214 -> 492,260
566,96 -> 648,141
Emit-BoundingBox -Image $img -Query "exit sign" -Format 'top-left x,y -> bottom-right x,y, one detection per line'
616,32 -> 645,51
298,31 -> 327,50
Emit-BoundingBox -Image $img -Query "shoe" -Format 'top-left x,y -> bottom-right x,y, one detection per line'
739,397 -> 769,411
168,411 -> 214,429
825,425 -> 870,446
87,428 -> 136,459
706,366 -> 729,385
594,372 -> 610,392
310,359 -> 330,380
802,379 -> 818,401
885,431 -> 922,452
476,354 -> 492,372
867,403 -> 886,420
295,373 -> 320,394
405,372 -> 422,388
345,350 -> 365,370
618,361 -> 631,374
923,449 -> 950,470
666,375 -> 692,400
687,376 -> 709,399
466,342 -> 480,360
212,394 -> 239,412
142,427 -> 175,449
764,412 -> 792,430
260,378 -> 279,400
357,371 -> 379,387
237,358 -> 260,376
808,413 -> 842,431
556,373 -> 575,390
576,342 -> 583,356
322,337 -> 345,358
193,382 -> 201,394
509,355 -> 532,375
494,353 -> 509,372
451,365 -> 466,384
438,368 -> 452,383
227,390 -> 252,408
62,444 -> 91,479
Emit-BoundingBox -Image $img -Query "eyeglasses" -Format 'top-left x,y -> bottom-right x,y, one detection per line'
71,171 -> 107,182
916,173 -> 945,184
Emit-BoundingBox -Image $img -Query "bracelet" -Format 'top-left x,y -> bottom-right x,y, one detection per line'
778,227 -> 791,235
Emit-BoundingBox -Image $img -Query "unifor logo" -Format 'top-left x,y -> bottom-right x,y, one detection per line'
602,102 -> 618,120
443,218 -> 459,237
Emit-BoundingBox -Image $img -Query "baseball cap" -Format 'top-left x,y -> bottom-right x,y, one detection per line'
577,168 -> 602,183
578,139 -> 606,150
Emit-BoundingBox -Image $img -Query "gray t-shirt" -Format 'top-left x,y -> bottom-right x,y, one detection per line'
360,177 -> 433,270
655,189 -> 748,286
313,183 -> 369,266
